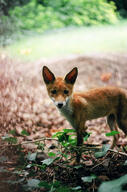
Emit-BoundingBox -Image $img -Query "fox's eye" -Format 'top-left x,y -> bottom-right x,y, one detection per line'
51,89 -> 57,94
64,90 -> 69,94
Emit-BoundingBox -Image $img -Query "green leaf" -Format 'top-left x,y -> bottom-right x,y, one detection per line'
55,185 -> 71,192
2,135 -> 9,140
98,174 -> 127,192
26,179 -> 40,189
62,153 -> 69,158
106,131 -> 119,137
52,181 -> 61,188
72,186 -> 82,191
54,156 -> 61,161
94,144 -> 110,158
9,129 -> 17,136
52,131 -> 63,138
26,164 -> 32,168
27,152 -> 37,161
124,160 -> 127,166
41,158 -> 54,166
74,165 -> 83,169
48,152 -> 56,157
38,181 -> 50,189
52,129 -> 76,139
21,129 -> 30,136
63,129 -> 76,133
81,175 -> 96,183
2,135 -> 18,144
58,133 -> 69,142
83,132 -> 91,141
36,142 -> 45,150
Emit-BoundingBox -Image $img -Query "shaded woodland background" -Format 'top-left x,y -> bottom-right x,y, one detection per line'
0,0 -> 127,192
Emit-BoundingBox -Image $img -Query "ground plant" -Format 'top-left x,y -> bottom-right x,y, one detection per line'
1,128 -> 127,192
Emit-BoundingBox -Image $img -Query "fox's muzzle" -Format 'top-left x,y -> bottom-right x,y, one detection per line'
55,101 -> 65,109
57,103 -> 63,109
51,97 -> 70,109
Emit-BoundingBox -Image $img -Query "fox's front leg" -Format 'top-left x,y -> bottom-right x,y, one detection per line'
76,131 -> 83,163
76,121 -> 87,163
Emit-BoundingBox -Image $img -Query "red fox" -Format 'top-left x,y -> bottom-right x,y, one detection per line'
42,66 -> 127,163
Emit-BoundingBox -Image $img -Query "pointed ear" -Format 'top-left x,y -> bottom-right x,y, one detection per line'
42,66 -> 55,84
64,67 -> 78,84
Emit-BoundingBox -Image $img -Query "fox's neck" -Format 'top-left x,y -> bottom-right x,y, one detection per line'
58,95 -> 75,128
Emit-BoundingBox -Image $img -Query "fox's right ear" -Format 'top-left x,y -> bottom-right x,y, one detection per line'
42,66 -> 55,84
64,67 -> 78,84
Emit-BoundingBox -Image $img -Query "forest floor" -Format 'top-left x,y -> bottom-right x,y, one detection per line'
0,53 -> 127,192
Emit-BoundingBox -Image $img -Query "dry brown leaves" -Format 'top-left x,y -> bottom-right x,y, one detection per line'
0,53 -> 127,146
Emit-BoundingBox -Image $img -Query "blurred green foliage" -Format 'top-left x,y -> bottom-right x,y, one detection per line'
6,0 -> 118,32
108,0 -> 127,17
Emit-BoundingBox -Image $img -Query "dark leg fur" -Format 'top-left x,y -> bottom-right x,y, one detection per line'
116,94 -> 127,137
116,119 -> 127,135
76,131 -> 83,163
107,114 -> 115,129
107,114 -> 119,148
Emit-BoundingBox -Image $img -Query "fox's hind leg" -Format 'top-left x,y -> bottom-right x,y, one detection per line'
116,118 -> 127,151
116,92 -> 127,138
107,114 -> 119,148
116,119 -> 127,135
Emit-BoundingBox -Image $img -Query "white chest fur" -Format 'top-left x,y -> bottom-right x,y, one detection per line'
58,100 -> 75,128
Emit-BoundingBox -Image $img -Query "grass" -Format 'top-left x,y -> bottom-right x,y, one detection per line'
2,21 -> 127,61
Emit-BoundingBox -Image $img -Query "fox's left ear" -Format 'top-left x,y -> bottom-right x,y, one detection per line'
42,66 -> 55,84
64,67 -> 78,84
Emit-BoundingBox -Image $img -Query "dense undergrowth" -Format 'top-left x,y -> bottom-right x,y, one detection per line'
0,0 -> 120,46
9,0 -> 118,31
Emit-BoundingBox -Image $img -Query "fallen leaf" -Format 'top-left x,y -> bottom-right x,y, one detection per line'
100,73 -> 112,82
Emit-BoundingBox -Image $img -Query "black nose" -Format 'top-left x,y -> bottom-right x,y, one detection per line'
57,103 -> 63,108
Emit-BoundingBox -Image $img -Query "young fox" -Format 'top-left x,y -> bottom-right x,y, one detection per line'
42,66 -> 127,162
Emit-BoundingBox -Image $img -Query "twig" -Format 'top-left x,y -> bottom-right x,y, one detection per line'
73,144 -> 102,152
91,149 -> 127,170
91,158 -> 108,170
2,137 -> 126,157
21,137 -> 58,144
108,149 -> 127,157
0,137 -> 58,147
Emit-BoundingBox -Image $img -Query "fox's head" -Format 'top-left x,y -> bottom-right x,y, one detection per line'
42,66 -> 78,109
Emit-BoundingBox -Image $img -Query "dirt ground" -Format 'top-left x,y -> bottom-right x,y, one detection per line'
0,53 -> 127,191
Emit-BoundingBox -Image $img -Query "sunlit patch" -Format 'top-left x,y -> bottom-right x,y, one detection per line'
20,48 -> 32,55
1,53 -> 6,60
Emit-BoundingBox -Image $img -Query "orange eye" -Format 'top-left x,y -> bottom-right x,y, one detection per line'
64,90 -> 69,94
51,90 -> 57,94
